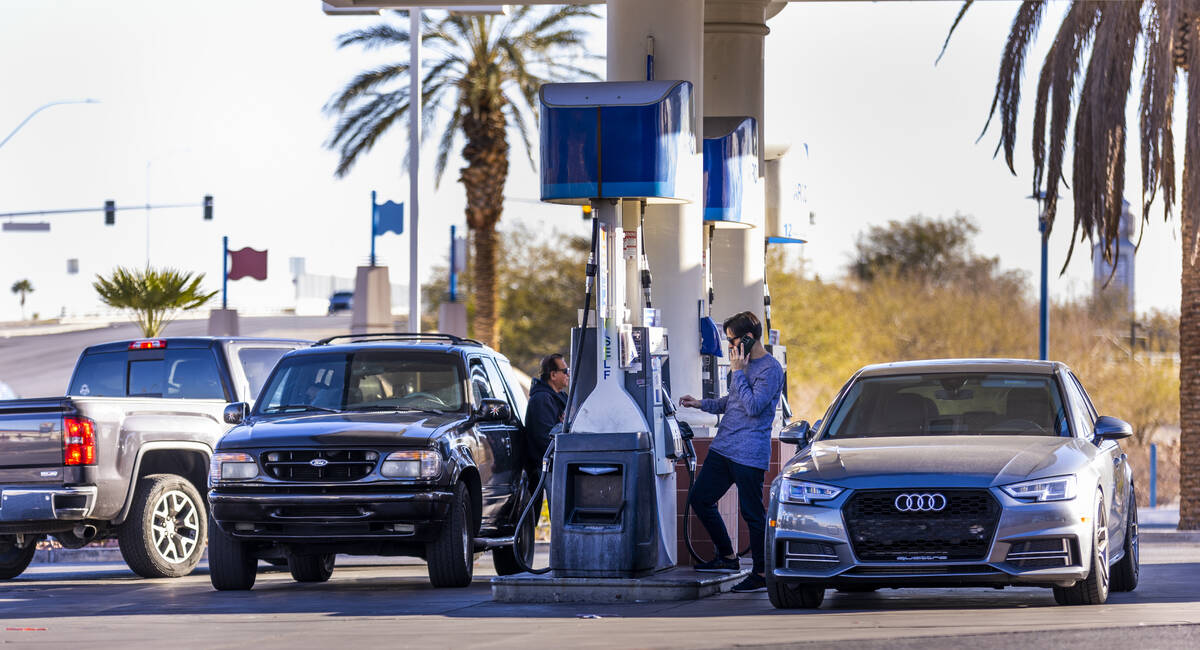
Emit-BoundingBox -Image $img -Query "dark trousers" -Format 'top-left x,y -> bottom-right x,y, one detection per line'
689,450 -> 766,574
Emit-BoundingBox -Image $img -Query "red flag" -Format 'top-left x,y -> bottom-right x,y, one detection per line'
228,247 -> 267,281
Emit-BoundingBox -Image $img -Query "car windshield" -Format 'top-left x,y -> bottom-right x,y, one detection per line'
823,372 -> 1069,439
255,350 -> 465,414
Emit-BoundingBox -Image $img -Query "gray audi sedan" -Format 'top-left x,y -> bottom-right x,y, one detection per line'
767,359 -> 1138,608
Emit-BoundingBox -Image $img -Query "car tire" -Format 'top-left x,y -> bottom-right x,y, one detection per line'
289,553 -> 336,583
0,535 -> 40,580
767,574 -> 825,609
117,474 -> 206,579
492,502 -> 536,576
1053,490 -> 1109,605
427,482 -> 474,588
208,516 -> 257,591
1110,487 -> 1139,593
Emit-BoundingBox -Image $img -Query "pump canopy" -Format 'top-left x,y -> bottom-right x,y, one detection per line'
703,116 -> 759,228
539,80 -> 697,205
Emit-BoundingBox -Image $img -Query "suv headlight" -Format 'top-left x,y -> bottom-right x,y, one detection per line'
780,478 -> 843,505
1001,475 -> 1077,502
380,450 -> 441,479
209,452 -> 259,485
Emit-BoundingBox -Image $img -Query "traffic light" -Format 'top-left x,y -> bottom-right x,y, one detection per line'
104,200 -> 115,225
203,195 -> 213,220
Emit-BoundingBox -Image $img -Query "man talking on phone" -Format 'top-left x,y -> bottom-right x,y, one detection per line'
679,310 -> 784,593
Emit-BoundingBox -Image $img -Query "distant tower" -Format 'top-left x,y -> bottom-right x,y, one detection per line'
1092,200 -> 1136,312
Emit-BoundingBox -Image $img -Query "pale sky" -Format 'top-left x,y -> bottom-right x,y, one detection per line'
0,1 -> 1184,324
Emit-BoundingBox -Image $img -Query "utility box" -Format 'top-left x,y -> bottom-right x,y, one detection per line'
539,80 -> 698,205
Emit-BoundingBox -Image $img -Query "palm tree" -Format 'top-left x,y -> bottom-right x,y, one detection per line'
944,1 -> 1200,528
325,6 -> 599,347
10,279 -> 33,320
93,267 -> 217,337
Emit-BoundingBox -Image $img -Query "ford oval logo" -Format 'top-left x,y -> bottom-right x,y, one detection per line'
310,458 -> 329,467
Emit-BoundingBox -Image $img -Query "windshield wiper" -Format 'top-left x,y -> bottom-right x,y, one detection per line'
262,404 -> 340,414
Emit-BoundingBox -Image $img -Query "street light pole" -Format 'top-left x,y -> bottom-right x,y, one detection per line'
1030,192 -> 1049,361
409,8 -> 422,333
0,99 -> 99,151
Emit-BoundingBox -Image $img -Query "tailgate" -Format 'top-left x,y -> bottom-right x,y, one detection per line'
0,398 -> 71,470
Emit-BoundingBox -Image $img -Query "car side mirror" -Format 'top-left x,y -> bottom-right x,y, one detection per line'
474,398 -> 511,423
1093,415 -> 1132,441
223,402 -> 249,425
779,420 -> 811,446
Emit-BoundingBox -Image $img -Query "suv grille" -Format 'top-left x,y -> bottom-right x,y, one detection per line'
843,489 -> 1001,562
262,449 -> 378,481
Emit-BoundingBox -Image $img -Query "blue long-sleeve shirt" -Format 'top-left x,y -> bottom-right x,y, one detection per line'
699,353 -> 784,470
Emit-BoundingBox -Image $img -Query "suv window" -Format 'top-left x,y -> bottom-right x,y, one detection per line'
237,347 -> 291,400
129,349 -> 225,399
484,358 -> 520,424
495,358 -> 529,425
257,351 -> 465,414
469,360 -> 493,405
69,351 -> 125,397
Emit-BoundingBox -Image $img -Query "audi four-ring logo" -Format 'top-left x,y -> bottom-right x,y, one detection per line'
894,493 -> 947,512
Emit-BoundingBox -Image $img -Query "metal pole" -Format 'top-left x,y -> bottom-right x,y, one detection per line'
370,190 -> 377,268
408,8 -> 422,333
1150,443 -> 1158,507
222,235 -> 229,310
449,224 -> 457,303
1038,214 -> 1049,361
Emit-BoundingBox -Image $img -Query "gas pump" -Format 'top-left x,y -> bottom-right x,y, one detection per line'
529,80 -> 697,578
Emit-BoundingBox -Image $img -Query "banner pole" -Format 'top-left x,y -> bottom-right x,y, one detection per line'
222,235 -> 229,310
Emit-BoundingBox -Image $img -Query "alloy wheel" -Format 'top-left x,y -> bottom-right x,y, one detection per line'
1095,500 -> 1109,592
151,489 -> 200,564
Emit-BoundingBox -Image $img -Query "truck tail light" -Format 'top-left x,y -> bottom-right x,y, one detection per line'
129,339 -> 166,350
63,416 -> 97,465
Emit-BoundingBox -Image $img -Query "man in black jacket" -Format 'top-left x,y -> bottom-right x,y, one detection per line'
525,354 -> 569,487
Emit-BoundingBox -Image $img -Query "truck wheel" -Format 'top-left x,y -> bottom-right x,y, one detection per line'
288,553 -> 336,583
426,482 -> 474,588
767,574 -> 825,609
1053,490 -> 1109,605
0,535 -> 40,580
208,516 -> 257,590
492,505 -> 535,576
118,474 -> 207,579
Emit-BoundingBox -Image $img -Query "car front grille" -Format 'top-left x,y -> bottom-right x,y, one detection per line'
262,449 -> 378,482
843,489 -> 1001,562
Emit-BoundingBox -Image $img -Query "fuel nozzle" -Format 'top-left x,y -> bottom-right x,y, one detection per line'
677,420 -> 697,473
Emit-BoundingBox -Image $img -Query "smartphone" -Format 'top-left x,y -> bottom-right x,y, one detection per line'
737,334 -> 756,355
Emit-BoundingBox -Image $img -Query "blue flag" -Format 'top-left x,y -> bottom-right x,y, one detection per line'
374,200 -> 404,236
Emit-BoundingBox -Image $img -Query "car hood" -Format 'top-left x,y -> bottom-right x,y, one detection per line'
218,411 -> 464,449
782,435 -> 1095,489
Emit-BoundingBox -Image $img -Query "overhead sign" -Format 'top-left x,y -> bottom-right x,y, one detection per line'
3,222 -> 50,232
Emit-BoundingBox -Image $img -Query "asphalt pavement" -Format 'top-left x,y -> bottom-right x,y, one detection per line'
0,314 -> 352,397
3,535 -> 1198,648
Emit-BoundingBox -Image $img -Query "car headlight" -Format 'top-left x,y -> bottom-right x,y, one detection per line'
209,452 -> 259,485
380,450 -> 441,479
1001,475 -> 1077,502
780,478 -> 843,505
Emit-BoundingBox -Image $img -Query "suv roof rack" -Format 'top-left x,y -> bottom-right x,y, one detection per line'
314,332 -> 485,347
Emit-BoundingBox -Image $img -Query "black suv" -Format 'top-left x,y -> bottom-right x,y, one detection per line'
206,333 -> 533,590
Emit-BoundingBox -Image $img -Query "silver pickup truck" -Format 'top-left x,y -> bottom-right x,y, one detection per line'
0,336 -> 307,580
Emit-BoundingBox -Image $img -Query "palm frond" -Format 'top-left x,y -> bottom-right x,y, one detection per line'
433,104 -> 465,187
980,1 -> 1047,173
337,24 -> 408,51
1140,0 -> 1179,226
1068,0 -> 1142,271
937,0 -> 976,64
1183,4 -> 1200,264
323,63 -> 408,115
1031,2 -> 1102,238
